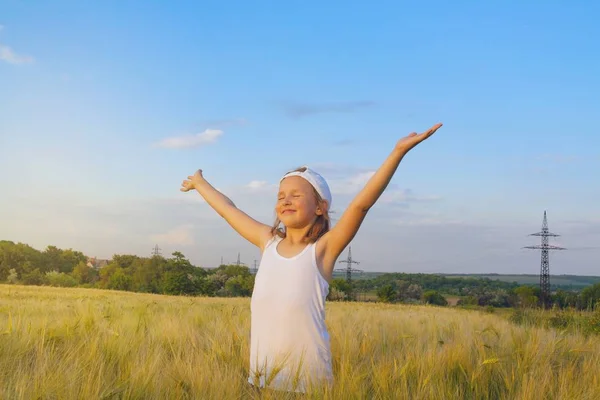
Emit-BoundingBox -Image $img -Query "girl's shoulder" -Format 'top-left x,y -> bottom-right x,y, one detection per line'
262,234 -> 282,252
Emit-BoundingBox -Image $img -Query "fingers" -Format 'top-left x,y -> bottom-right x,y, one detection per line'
419,123 -> 443,138
426,123 -> 443,134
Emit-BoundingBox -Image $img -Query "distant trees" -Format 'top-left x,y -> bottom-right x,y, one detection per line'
375,281 -> 429,304
0,241 -> 255,297
2,240 -> 599,311
580,283 -> 600,310
327,278 -> 351,301
423,290 -> 448,306
376,284 -> 397,303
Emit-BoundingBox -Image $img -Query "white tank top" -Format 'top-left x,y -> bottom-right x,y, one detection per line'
247,235 -> 333,393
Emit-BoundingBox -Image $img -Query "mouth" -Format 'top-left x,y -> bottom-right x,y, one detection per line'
281,209 -> 296,215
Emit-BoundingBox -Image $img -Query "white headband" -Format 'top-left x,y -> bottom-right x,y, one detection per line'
280,166 -> 332,209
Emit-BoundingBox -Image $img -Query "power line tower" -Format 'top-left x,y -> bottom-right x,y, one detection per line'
234,252 -> 246,267
151,244 -> 161,256
252,259 -> 258,274
523,211 -> 566,308
334,246 -> 363,298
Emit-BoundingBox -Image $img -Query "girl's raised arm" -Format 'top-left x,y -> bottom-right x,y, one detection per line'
181,169 -> 273,251
322,123 -> 443,265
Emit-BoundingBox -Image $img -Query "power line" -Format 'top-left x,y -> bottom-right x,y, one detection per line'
234,252 -> 246,267
334,246 -> 363,298
523,211 -> 566,308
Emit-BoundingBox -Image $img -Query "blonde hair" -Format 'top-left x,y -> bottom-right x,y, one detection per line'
271,167 -> 331,242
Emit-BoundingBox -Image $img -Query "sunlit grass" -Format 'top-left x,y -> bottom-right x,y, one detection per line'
1,284 -> 599,399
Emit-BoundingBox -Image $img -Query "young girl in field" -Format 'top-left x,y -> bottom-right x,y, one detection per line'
180,123 -> 443,394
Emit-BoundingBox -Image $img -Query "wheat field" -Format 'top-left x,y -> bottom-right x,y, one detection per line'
1,284 -> 599,399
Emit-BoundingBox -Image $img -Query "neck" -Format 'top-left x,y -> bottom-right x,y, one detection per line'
283,225 -> 314,244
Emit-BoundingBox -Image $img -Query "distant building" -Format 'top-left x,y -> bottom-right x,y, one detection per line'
87,257 -> 110,269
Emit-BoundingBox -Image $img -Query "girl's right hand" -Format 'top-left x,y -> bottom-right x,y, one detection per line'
180,169 -> 204,192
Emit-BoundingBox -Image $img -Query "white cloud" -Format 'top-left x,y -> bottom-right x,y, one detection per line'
246,180 -> 268,189
0,44 -> 34,64
150,224 -> 195,246
0,28 -> 34,64
3,188 -> 600,275
329,171 -> 375,195
242,180 -> 279,195
154,129 -> 223,149
380,189 -> 442,204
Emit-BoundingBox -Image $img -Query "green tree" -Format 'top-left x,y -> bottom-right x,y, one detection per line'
108,268 -> 133,291
377,284 -> 396,303
60,249 -> 87,274
131,256 -> 165,293
224,275 -> 254,297
515,286 -> 538,308
7,268 -> 18,284
111,254 -> 140,269
457,295 -> 478,306
45,271 -> 78,287
98,262 -> 119,289
423,290 -> 448,306
22,268 -> 46,286
581,283 -> 600,310
162,271 -> 196,295
328,278 -> 351,300
42,246 -> 64,273
71,261 -> 93,284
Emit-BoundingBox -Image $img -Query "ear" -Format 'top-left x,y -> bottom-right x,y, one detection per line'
315,200 -> 328,216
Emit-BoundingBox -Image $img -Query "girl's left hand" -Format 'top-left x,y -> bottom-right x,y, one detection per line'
396,123 -> 443,152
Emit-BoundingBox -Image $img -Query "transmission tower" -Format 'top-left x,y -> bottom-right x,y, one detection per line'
334,246 -> 363,296
151,244 -> 161,256
523,211 -> 566,308
234,252 -> 246,267
252,259 -> 258,274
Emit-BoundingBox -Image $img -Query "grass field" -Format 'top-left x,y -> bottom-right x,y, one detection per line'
2,284 -> 600,399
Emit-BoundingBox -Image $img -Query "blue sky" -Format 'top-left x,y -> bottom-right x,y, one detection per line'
1,1 -> 599,274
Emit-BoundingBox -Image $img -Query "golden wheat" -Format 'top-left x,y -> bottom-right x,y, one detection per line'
1,284 -> 599,399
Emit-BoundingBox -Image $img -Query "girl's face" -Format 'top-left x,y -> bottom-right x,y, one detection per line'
276,176 -> 323,229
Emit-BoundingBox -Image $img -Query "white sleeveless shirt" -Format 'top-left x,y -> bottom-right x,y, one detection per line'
247,235 -> 333,393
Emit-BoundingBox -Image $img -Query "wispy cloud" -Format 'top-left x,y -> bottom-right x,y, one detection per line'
150,224 -> 195,246
329,171 -> 376,195
332,139 -> 354,147
243,180 -> 278,194
245,180 -> 268,190
307,162 -> 372,179
203,118 -> 248,128
0,25 -> 34,65
154,129 -> 223,149
380,188 -> 442,204
282,100 -> 376,118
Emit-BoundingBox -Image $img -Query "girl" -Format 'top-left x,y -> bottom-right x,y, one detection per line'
180,123 -> 443,394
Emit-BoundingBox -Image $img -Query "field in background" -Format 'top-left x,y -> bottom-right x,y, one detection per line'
2,284 -> 600,399
337,271 -> 600,288
442,274 -> 600,288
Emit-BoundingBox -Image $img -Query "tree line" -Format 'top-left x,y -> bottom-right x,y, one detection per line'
0,241 -> 253,297
1,240 -> 599,310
